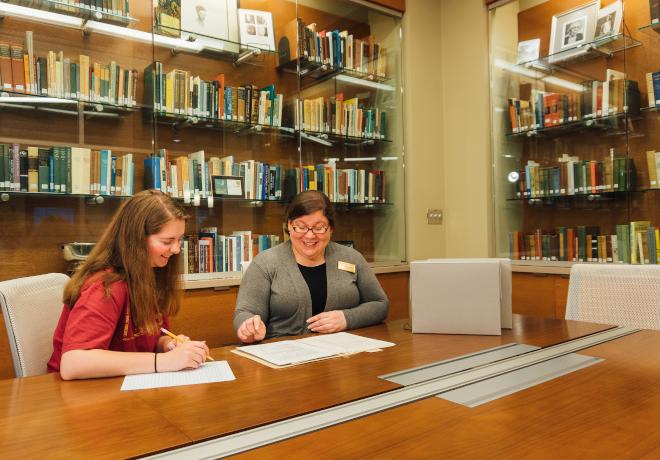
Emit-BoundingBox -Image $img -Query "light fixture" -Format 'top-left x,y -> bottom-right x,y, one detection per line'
0,2 -> 83,27
494,58 -> 585,93
84,21 -> 204,52
0,97 -> 77,104
344,157 -> 377,162
335,74 -> 394,92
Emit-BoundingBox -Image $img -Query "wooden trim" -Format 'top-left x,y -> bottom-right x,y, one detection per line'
359,0 -> 405,14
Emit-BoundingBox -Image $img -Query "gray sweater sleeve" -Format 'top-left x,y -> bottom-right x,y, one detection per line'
233,261 -> 271,333
340,251 -> 389,330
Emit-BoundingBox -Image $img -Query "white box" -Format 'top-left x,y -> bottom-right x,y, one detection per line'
410,259 -> 512,335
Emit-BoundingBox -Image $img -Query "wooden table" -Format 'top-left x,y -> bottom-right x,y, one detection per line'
0,317 -> 613,458
235,328 -> 660,459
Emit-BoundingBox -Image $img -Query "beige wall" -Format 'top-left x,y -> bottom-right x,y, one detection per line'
403,0 -> 493,260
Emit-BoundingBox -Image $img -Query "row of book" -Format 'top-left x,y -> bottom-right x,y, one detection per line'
182,228 -> 281,275
294,94 -> 387,139
144,149 -> 387,204
0,31 -> 138,106
145,150 -> 285,202
295,164 -> 386,204
509,221 -> 660,265
645,70 -> 660,108
507,74 -> 640,133
37,0 -> 131,17
0,143 -> 134,196
145,62 -> 284,126
515,152 -> 634,198
295,20 -> 387,78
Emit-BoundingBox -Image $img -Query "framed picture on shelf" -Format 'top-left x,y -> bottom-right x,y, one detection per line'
154,0 -> 182,37
594,0 -> 623,41
238,8 -> 276,51
180,0 -> 239,44
516,38 -> 540,64
212,175 -> 244,198
549,1 -> 600,62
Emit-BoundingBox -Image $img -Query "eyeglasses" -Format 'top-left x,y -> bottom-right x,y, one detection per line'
291,225 -> 330,235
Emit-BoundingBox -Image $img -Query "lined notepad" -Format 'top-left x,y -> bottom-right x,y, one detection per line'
232,332 -> 395,368
120,361 -> 235,391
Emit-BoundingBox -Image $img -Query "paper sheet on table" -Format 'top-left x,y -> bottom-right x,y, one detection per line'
232,332 -> 395,368
120,361 -> 235,391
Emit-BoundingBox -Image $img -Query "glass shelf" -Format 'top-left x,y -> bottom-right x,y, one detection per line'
154,25 -> 275,62
152,111 -> 291,137
299,129 -> 391,145
0,191 -> 128,204
333,202 -> 391,210
0,0 -> 137,27
278,57 -> 390,88
518,33 -> 640,70
506,110 -> 636,138
507,189 -> 632,203
638,22 -> 660,38
641,105 -> 660,113
0,90 -> 137,118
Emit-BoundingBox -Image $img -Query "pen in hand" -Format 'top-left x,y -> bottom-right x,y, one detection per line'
160,327 -> 215,361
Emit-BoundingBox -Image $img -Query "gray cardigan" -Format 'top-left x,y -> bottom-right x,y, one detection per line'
233,241 -> 388,339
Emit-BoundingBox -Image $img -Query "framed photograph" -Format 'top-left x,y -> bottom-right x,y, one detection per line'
516,38 -> 541,64
181,0 -> 239,44
238,8 -> 276,51
594,0 -> 623,41
549,1 -> 600,61
155,0 -> 182,37
212,175 -> 244,198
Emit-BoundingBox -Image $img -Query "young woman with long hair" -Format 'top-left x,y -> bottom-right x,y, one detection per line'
47,190 -> 209,380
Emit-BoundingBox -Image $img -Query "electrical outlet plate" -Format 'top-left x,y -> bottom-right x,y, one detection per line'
427,209 -> 443,224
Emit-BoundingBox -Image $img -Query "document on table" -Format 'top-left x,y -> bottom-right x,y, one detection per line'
120,361 -> 235,391
232,332 -> 395,368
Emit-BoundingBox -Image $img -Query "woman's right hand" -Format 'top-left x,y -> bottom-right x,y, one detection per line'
158,340 -> 209,372
237,315 -> 266,343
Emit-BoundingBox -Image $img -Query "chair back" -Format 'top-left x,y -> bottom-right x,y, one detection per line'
0,273 -> 70,377
565,264 -> 660,330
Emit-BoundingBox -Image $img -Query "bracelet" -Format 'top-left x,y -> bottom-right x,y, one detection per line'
154,352 -> 158,373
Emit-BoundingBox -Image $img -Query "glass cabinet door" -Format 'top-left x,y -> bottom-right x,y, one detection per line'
490,0 -> 659,267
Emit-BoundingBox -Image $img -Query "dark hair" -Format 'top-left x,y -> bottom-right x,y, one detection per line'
285,190 -> 335,231
63,190 -> 188,334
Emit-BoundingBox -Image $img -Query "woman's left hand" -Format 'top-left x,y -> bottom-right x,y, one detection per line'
306,311 -> 347,333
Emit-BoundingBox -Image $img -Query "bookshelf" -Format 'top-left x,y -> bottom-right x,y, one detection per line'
490,0 -> 660,317
0,0 -> 405,293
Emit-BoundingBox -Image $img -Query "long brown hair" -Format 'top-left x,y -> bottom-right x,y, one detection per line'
63,190 -> 188,334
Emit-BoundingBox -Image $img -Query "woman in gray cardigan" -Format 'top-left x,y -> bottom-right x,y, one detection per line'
233,190 -> 389,343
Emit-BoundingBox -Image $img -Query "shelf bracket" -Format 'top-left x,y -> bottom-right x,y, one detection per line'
585,44 -> 613,58
300,131 -> 333,147
233,48 -> 261,67
86,195 -> 105,205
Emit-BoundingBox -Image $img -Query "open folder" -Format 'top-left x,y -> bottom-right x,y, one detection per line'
410,258 -> 512,335
232,332 -> 395,368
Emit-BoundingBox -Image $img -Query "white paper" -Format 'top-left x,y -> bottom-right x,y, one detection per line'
297,332 -> 395,355
120,361 -> 235,391
236,332 -> 395,367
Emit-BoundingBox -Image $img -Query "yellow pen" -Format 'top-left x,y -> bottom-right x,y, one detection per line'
160,327 -> 214,361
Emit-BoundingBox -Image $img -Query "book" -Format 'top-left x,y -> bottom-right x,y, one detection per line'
231,332 -> 395,368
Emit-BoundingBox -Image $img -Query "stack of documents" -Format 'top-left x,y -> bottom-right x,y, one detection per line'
232,332 -> 395,368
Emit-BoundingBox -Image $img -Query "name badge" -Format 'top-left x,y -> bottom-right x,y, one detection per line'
338,261 -> 356,273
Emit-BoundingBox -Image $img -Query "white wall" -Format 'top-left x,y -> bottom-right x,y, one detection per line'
403,0 -> 493,260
